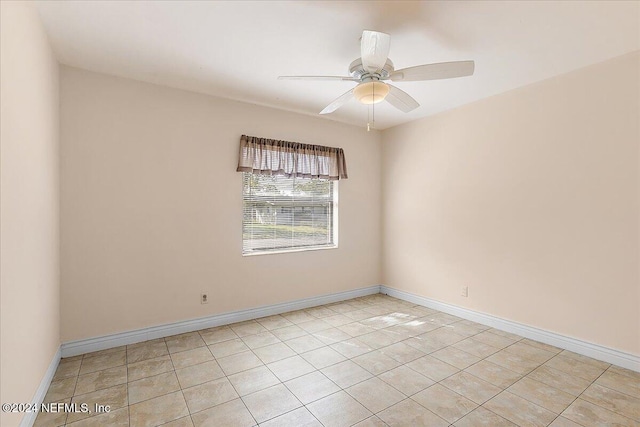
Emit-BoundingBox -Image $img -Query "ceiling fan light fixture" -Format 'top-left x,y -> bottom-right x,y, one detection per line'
354,81 -> 389,105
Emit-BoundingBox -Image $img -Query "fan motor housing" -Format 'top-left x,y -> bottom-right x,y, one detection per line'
349,58 -> 394,81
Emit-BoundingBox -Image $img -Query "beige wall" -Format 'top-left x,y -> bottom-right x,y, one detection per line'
0,2 -> 60,426
60,67 -> 382,342
382,52 -> 640,355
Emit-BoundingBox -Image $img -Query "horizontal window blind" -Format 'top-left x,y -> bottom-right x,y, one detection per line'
242,172 -> 336,254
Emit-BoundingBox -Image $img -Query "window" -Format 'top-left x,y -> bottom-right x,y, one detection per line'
242,173 -> 338,255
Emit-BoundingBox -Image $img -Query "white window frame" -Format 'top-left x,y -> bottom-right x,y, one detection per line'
241,173 -> 339,256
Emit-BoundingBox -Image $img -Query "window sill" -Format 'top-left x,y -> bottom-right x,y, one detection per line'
242,244 -> 338,257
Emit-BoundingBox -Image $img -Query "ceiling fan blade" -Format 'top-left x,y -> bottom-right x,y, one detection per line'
320,88 -> 354,115
278,75 -> 358,81
386,85 -> 420,113
361,30 -> 390,74
390,60 -> 475,82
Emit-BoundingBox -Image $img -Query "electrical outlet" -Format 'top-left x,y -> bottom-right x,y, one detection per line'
461,286 -> 468,297
201,293 -> 209,304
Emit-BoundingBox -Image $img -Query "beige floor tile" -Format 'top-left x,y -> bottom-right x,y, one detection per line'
453,337 -> 501,358
67,384 -> 128,423
128,371 -> 181,404
343,309 -> 377,322
504,341 -> 557,364
406,355 -> 460,382
595,370 -> 640,398
65,406 -> 129,427
260,407 -> 321,426
253,342 -> 296,364
464,360 -> 522,388
337,322 -> 377,338
608,365 -> 640,381
322,314 -> 353,327
217,350 -> 263,375
453,406 -> 517,427
346,377 -> 404,413
548,416 -> 584,427
377,399 -> 448,427
441,371 -> 502,404
165,332 -> 206,354
431,346 -> 481,369
127,355 -> 174,381
198,326 -> 238,345
379,341 -> 425,364
330,338 -> 374,359
230,320 -> 268,337
486,349 -> 541,375
357,330 -> 403,349
284,371 -> 340,404
162,416 -> 194,427
328,302 -> 360,314
82,346 -> 126,359
301,346 -> 346,369
33,398 -> 70,427
472,331 -> 519,349
352,416 -> 388,427
242,383 -> 302,424
392,319 -> 440,336
126,339 -> 168,364
562,398 -> 637,427
306,306 -> 339,318
486,329 -> 521,340
526,365 -> 591,396
281,310 -> 316,324
129,390 -> 189,427
484,391 -> 557,427
448,320 -> 490,336
507,377 -> 575,414
321,360 -> 373,388
53,359 -> 82,380
75,365 -> 127,395
581,382 -> 640,421
267,355 -> 315,382
412,383 -> 477,423
559,350 -> 611,370
227,365 -> 280,396
312,328 -> 353,345
191,398 -> 255,427
256,315 -> 294,330
307,390 -> 372,427
241,331 -> 280,349
378,365 -> 434,396
353,350 -> 401,375
79,351 -> 126,375
175,360 -> 224,389
208,338 -> 250,358
285,335 -> 325,353
520,338 -> 562,354
544,354 -> 608,382
183,377 -> 238,413
170,346 -> 214,369
43,376 -> 77,402
298,319 -> 333,334
271,325 -> 308,341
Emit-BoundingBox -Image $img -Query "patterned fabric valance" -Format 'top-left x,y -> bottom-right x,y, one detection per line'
236,135 -> 348,180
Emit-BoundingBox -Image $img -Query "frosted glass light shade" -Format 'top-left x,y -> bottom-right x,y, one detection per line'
354,81 -> 389,105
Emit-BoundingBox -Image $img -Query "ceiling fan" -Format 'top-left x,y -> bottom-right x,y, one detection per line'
279,30 -> 475,116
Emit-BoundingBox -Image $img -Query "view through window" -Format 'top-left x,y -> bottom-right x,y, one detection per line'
242,172 -> 337,255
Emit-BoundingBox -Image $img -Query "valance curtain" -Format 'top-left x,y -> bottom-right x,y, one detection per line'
236,135 -> 348,180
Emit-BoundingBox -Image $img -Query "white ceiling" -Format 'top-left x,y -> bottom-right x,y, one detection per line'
36,1 -> 639,129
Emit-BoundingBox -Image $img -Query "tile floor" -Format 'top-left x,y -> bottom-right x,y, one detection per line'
35,294 -> 639,427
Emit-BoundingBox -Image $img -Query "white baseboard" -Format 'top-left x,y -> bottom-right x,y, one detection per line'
381,285 -> 640,372
61,285 -> 381,357
20,346 -> 61,427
